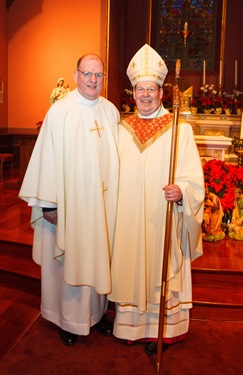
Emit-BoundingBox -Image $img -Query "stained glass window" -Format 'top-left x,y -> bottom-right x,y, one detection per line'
157,0 -> 218,71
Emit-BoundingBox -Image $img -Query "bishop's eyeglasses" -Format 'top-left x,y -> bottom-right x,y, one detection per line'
135,87 -> 159,94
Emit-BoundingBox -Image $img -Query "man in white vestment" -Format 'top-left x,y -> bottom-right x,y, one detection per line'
19,54 -> 119,345
108,44 -> 205,355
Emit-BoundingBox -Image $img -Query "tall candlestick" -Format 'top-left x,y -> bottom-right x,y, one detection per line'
184,22 -> 188,31
203,60 -> 206,85
235,59 -> 238,86
219,60 -> 222,86
241,113 -> 243,139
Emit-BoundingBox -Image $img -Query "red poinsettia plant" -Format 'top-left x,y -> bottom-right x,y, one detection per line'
36,121 -> 43,130
203,159 -> 243,214
190,97 -> 214,113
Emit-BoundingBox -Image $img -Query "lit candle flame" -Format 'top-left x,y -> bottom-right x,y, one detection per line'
184,22 -> 188,31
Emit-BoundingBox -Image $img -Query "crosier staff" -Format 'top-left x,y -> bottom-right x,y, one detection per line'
156,59 -> 181,373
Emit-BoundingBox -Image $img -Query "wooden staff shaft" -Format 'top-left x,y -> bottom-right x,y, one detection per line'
156,60 -> 181,373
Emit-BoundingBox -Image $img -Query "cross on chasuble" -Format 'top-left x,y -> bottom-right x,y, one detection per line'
90,121 -> 104,138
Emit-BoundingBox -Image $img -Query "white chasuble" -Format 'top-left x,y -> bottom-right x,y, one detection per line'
108,108 -> 204,340
19,89 -> 119,334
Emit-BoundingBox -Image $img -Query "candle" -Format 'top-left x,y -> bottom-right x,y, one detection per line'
203,60 -> 206,85
241,113 -> 243,139
184,22 -> 188,31
235,59 -> 238,86
219,60 -> 222,86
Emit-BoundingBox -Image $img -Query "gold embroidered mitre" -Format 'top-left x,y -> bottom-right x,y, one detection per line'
126,44 -> 168,87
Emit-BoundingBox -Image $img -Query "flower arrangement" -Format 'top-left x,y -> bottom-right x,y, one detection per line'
213,98 -> 223,109
232,137 -> 243,147
36,121 -> 43,130
203,159 -> 243,215
190,84 -> 243,115
234,98 -> 242,111
190,97 -> 203,109
162,83 -> 173,111
121,88 -> 136,112
190,96 -> 242,114
223,98 -> 235,112
222,98 -> 242,114
190,97 -> 215,113
201,97 -> 215,110
200,84 -> 217,96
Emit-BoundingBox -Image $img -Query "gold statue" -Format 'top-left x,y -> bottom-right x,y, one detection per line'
228,188 -> 243,240
202,186 -> 225,241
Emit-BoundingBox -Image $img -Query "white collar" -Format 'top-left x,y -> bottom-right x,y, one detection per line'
138,105 -> 168,119
75,89 -> 100,106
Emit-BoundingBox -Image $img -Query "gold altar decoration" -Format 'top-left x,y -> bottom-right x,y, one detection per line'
178,86 -> 193,113
180,21 -> 193,46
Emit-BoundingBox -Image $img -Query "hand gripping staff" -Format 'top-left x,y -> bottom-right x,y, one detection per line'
156,59 -> 181,373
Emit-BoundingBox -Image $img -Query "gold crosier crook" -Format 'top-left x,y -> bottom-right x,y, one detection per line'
156,59 -> 181,373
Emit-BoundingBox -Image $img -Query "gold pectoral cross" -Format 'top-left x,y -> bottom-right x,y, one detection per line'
90,121 -> 104,138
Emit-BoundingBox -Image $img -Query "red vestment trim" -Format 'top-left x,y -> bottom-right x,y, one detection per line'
121,113 -> 173,152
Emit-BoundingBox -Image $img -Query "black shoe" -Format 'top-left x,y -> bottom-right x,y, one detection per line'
94,315 -> 113,336
144,341 -> 170,355
60,329 -> 78,346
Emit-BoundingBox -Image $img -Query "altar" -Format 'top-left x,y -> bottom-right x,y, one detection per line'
194,135 -> 233,164
180,113 -> 241,165
180,113 -> 241,138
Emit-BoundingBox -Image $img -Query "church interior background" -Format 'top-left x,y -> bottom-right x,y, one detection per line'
0,0 -> 243,239
0,1 -> 243,372
0,0 -> 243,238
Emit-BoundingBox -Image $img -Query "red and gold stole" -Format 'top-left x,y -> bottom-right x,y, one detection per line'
121,113 -> 173,152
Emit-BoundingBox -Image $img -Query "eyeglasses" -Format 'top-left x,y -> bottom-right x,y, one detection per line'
135,87 -> 159,94
77,70 -> 105,79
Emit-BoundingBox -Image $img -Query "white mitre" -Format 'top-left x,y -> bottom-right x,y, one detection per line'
126,44 -> 168,87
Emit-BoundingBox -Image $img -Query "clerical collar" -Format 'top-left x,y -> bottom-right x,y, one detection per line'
138,105 -> 168,119
75,89 -> 100,106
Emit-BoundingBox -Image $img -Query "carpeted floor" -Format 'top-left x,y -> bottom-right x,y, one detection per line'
0,315 -> 243,375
